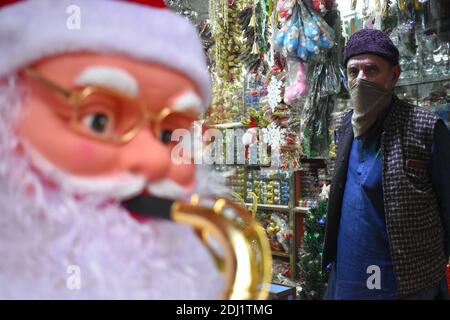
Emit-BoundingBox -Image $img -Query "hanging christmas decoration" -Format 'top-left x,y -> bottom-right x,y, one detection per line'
208,0 -> 245,122
301,62 -> 338,158
274,0 -> 335,62
267,77 -> 283,112
210,0 -> 244,82
300,8 -> 342,158
312,0 -> 334,15
277,0 -> 296,22
298,200 -> 329,300
238,0 -> 271,73
262,122 -> 286,151
284,61 -> 308,105
242,116 -> 259,160
271,212 -> 292,253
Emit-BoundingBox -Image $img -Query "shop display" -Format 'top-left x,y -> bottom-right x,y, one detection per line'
203,0 -> 339,287
172,0 -> 449,297
386,0 -> 450,129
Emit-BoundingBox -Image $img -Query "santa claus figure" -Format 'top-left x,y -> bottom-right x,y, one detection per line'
242,117 -> 259,161
0,0 -> 224,299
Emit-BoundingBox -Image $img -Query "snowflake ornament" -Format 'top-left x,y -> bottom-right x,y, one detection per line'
267,78 -> 282,112
262,122 -> 286,149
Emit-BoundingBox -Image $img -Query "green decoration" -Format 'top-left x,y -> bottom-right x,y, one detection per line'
298,200 -> 329,300
238,0 -> 271,73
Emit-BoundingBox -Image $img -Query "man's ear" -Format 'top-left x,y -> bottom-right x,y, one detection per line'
391,64 -> 401,87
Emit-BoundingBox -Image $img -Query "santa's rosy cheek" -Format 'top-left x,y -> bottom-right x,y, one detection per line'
167,163 -> 196,187
61,140 -> 120,175
77,140 -> 97,158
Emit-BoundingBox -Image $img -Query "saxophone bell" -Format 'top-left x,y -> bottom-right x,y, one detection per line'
122,194 -> 272,300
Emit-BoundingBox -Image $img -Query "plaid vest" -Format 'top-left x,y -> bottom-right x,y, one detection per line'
324,97 -> 447,297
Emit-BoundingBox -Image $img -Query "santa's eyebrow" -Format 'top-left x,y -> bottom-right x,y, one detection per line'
75,66 -> 139,97
171,91 -> 202,114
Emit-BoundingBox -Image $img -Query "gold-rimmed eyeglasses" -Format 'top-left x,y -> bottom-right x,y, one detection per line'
24,68 -> 198,144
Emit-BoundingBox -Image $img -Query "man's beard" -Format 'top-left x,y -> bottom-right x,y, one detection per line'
0,75 -> 224,299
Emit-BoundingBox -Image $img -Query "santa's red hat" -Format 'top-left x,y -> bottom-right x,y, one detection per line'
0,0 -> 211,107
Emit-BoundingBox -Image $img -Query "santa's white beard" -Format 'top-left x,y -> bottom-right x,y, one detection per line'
0,76 -> 225,299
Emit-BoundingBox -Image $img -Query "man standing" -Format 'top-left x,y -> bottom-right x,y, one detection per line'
323,29 -> 450,299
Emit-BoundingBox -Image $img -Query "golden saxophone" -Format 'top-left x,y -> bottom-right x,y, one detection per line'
122,194 -> 272,300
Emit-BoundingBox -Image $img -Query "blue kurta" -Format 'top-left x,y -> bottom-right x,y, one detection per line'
334,122 -> 397,299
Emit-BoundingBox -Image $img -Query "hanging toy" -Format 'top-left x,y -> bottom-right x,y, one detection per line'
303,14 -> 322,56
267,221 -> 280,235
275,24 -> 289,48
319,34 -> 333,49
304,19 -> 320,41
305,37 -> 320,55
296,45 -> 310,60
277,0 -> 296,21
276,0 -> 335,61
312,0 -> 327,14
312,0 -> 335,14
295,22 -> 310,60
275,0 -> 300,56
285,21 -> 300,53
284,62 -> 308,104
302,2 -> 335,56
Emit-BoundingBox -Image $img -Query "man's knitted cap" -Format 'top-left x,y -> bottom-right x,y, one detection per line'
343,28 -> 399,66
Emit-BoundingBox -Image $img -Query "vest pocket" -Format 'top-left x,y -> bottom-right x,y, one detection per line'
404,166 -> 432,193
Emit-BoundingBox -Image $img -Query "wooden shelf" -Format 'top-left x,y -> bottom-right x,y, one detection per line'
229,170 -> 310,283
245,203 -> 290,211
245,203 -> 309,213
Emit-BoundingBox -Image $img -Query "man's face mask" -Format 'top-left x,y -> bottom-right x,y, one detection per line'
350,78 -> 393,138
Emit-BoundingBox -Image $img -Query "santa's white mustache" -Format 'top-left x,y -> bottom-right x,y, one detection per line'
57,173 -> 193,201
22,140 -> 192,200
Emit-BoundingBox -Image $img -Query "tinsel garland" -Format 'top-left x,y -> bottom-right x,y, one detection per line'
208,0 -> 245,122
238,0 -> 271,73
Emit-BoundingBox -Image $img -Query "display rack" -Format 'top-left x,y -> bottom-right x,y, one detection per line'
213,129 -> 331,283
395,75 -> 450,128
245,171 -> 307,283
